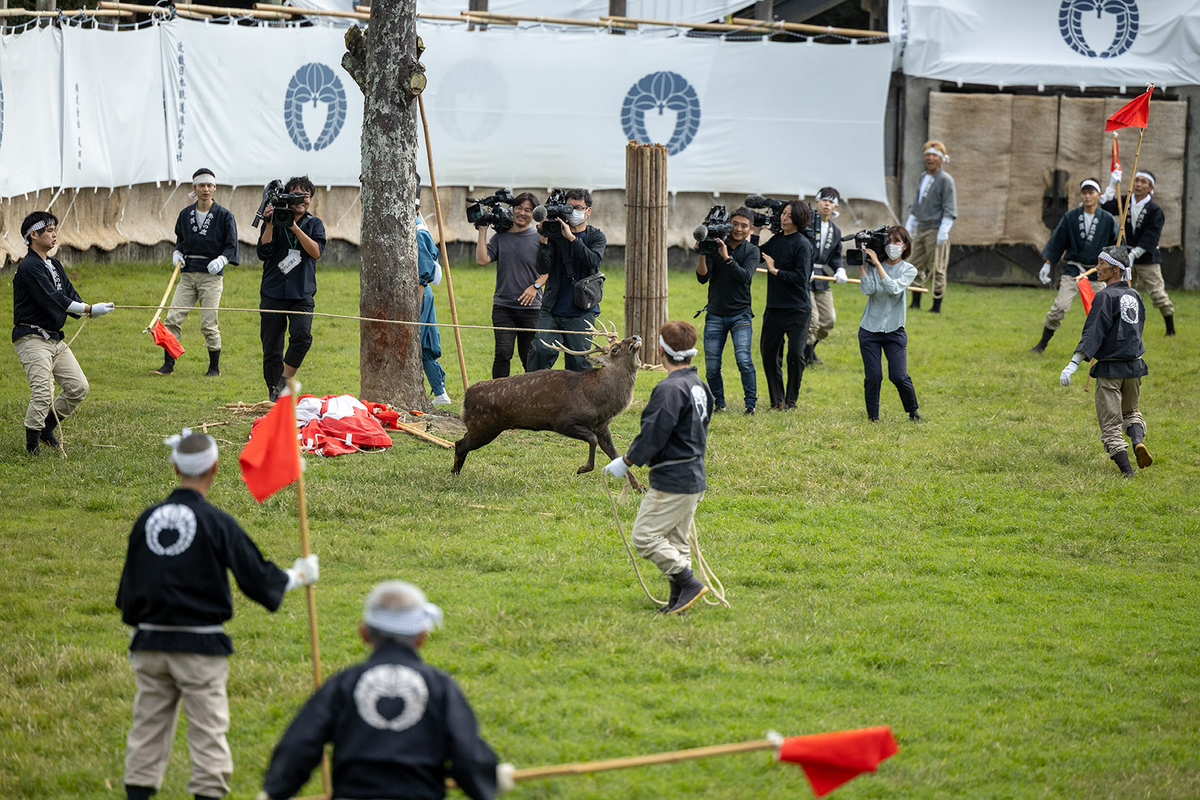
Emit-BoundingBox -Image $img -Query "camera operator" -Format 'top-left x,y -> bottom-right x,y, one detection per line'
527,189 -> 607,373
258,176 -> 326,402
806,187 -> 847,366
757,200 -> 813,410
858,226 -> 921,423
475,192 -> 543,378
696,206 -> 760,414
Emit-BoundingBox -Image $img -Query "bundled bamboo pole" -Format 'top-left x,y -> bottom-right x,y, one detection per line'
624,143 -> 669,365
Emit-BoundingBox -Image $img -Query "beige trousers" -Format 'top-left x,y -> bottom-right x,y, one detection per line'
1043,275 -> 1104,332
807,289 -> 837,345
13,334 -> 90,429
1131,263 -> 1174,317
164,272 -> 223,351
630,488 -> 703,576
1094,376 -> 1145,456
909,228 -> 950,299
124,651 -> 233,798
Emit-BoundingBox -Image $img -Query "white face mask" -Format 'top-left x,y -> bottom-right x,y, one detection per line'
885,243 -> 903,260
568,208 -> 587,226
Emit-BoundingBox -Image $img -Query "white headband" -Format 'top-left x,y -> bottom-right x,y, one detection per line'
1080,180 -> 1102,194
164,427 -> 219,476
364,599 -> 443,636
1134,171 -> 1155,188
192,171 -> 216,185
659,335 -> 698,362
23,219 -> 47,245
923,147 -> 948,162
1098,250 -> 1132,280
817,192 -> 839,206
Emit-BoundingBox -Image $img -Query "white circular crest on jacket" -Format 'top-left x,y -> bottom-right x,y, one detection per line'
1120,294 -> 1139,324
145,504 -> 197,557
353,664 -> 429,732
690,384 -> 709,423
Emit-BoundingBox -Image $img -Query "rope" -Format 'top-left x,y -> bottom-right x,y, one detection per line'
45,317 -> 90,459
601,476 -> 729,610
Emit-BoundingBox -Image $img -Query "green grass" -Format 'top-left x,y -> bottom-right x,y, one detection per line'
1,260 -> 1198,799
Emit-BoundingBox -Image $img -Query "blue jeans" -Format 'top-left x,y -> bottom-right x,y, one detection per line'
703,310 -> 756,409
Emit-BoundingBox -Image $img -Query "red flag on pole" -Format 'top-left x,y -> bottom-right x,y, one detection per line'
239,396 -> 302,502
1110,132 -> 1120,173
1077,275 -> 1096,315
1105,88 -> 1152,131
150,320 -> 185,359
777,726 -> 899,797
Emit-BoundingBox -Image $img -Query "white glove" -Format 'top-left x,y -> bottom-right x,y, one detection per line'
285,554 -> 319,590
1038,263 -> 1052,285
207,256 -> 228,275
172,250 -> 185,269
834,267 -> 848,284
937,216 -> 954,245
1110,169 -> 1122,184
905,214 -> 917,237
89,302 -> 115,317
1130,246 -> 1145,260
1060,355 -> 1082,387
603,455 -> 629,478
497,762 -> 515,794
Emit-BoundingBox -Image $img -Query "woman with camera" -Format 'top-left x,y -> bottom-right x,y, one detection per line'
858,227 -> 921,423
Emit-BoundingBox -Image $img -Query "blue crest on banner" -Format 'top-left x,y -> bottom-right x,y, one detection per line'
621,71 -> 701,156
1059,0 -> 1139,58
284,63 -> 347,151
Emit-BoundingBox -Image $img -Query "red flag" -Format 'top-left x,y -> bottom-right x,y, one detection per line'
1077,275 -> 1096,315
239,396 -> 302,502
777,726 -> 898,797
1109,133 -> 1120,174
1105,89 -> 1151,131
151,320 -> 185,359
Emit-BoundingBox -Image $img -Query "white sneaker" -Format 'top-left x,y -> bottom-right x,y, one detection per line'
432,392 -> 452,405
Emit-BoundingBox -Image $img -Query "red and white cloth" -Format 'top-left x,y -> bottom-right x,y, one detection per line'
248,394 -> 395,457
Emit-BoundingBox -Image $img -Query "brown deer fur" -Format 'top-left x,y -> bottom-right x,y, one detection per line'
452,335 -> 646,492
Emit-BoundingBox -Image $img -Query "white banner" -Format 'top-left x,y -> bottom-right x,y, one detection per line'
61,25 -> 170,188
416,26 -> 892,201
414,1 -> 749,23
892,0 -> 1200,89
161,20 -> 365,187
0,26 -> 64,197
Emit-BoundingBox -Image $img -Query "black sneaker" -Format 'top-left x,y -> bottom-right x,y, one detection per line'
744,407 -> 755,416
910,412 -> 923,424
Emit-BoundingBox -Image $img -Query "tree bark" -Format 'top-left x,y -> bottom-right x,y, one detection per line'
343,2 -> 428,409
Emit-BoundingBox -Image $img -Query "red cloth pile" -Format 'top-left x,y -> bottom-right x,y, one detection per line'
247,394 -> 394,457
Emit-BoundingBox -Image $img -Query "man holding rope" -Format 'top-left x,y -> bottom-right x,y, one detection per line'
154,167 -> 239,377
604,321 -> 714,615
11,212 -> 113,455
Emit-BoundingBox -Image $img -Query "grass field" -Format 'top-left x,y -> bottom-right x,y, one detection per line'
1,259 -> 1198,799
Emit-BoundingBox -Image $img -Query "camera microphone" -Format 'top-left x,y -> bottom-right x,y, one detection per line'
745,194 -> 768,208
693,224 -> 711,242
532,205 -> 548,223
840,232 -> 860,241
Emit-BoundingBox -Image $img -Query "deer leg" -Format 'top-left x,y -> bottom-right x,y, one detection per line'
556,423 -> 599,474
451,428 -> 503,475
596,425 -> 646,493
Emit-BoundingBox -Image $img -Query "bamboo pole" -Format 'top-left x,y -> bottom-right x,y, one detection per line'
1111,132 -> 1127,236
0,7 -> 130,15
417,94 -> 470,397
1115,127 -> 1148,249
513,738 -> 775,781
393,421 -> 454,449
144,264 -> 181,333
462,10 -> 635,29
757,268 -> 930,293
287,378 -> 332,800
98,1 -> 210,20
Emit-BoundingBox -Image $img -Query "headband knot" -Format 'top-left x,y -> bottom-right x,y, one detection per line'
659,335 -> 697,363
164,427 -> 219,476
1098,250 -> 1132,281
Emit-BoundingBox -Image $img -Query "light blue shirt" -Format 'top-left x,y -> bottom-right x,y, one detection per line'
859,259 -> 917,333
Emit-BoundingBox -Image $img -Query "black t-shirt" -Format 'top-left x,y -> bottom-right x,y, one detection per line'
258,213 -> 327,300
12,252 -> 83,342
760,231 -> 812,311
698,239 -> 759,316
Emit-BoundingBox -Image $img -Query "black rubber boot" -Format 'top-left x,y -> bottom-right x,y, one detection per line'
910,292 -> 922,309
656,577 -> 682,613
205,349 -> 221,377
803,344 -> 814,366
125,786 -> 155,800
667,567 -> 708,615
1127,424 -> 1152,468
40,410 -> 61,448
194,795 -> 220,800
1111,450 -> 1135,477
26,428 -> 42,456
809,344 -> 823,366
1164,315 -> 1175,336
153,353 -> 175,376
1029,327 -> 1054,354
909,411 -> 923,424
930,296 -> 942,313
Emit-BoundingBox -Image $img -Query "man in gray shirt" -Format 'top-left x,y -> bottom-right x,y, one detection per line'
905,140 -> 957,313
475,192 -> 543,378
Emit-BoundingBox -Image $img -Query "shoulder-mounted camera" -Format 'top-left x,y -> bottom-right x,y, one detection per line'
466,188 -> 517,233
693,205 -> 733,256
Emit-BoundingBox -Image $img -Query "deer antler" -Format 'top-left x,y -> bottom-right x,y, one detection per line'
545,321 -> 622,357
545,339 -> 607,357
587,320 -> 620,343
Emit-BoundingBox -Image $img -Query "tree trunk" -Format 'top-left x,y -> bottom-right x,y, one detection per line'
343,1 -> 428,409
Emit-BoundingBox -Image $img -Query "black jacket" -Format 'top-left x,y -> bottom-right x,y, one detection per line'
1041,207 -> 1117,277
1100,195 -> 1163,264
697,239 -> 759,316
810,218 -> 844,292
626,367 -> 714,494
11,251 -> 83,342
262,642 -> 499,800
760,231 -> 812,311
258,213 -> 327,300
1075,281 -> 1149,379
115,488 -> 289,656
175,203 -> 240,275
537,225 -> 606,316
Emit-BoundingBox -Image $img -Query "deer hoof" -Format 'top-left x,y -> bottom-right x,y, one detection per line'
577,465 -> 595,475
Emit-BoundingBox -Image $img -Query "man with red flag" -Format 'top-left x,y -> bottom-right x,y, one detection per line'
1029,179 -> 1115,354
117,428 -> 319,800
1101,167 -> 1173,335
1058,245 -> 1152,477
